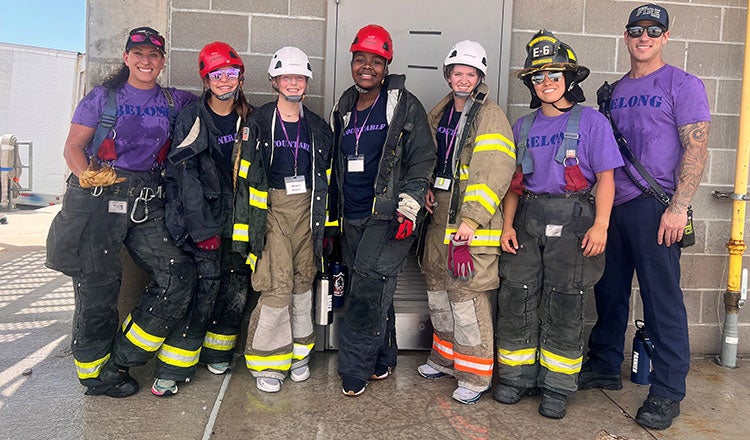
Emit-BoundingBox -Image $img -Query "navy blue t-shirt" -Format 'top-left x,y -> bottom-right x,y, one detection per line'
340,90 -> 388,219
269,116 -> 312,189
435,103 -> 461,178
208,103 -> 238,176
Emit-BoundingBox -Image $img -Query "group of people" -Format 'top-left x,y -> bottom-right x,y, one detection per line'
46,2 -> 709,432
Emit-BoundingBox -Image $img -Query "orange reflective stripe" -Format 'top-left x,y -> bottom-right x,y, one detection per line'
432,333 -> 454,360
453,352 -> 493,377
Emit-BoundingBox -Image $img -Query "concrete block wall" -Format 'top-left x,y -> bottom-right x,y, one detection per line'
87,0 -> 750,356
168,0 -> 328,115
507,0 -> 749,355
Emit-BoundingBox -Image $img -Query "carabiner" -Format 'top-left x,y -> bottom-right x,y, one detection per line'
130,187 -> 155,223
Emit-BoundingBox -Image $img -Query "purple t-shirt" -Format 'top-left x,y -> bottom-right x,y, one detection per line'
610,64 -> 710,205
72,83 -> 198,172
513,106 -> 623,194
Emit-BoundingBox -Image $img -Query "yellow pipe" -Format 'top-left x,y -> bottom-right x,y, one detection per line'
720,2 -> 750,367
726,3 -> 750,300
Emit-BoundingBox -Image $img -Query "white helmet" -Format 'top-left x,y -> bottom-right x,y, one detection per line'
268,46 -> 313,79
443,40 -> 488,77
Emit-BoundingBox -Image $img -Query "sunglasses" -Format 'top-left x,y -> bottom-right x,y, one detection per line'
207,67 -> 241,81
627,25 -> 665,39
530,71 -> 564,85
129,32 -> 164,47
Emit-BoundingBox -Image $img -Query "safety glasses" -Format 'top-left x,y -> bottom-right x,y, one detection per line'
530,71 -> 564,85
207,67 -> 241,81
129,32 -> 165,47
627,25 -> 666,39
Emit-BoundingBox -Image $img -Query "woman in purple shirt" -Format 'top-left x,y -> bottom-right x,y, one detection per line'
46,27 -> 197,398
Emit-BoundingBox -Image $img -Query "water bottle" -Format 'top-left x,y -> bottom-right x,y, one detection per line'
631,319 -> 654,385
314,271 -> 332,325
331,261 -> 345,309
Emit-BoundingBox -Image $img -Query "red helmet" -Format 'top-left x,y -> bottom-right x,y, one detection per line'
350,24 -> 393,64
198,41 -> 244,78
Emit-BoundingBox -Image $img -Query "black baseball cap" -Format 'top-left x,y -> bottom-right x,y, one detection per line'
125,26 -> 166,53
627,3 -> 669,29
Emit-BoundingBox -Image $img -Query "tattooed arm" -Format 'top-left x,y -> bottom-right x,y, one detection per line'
657,121 -> 710,246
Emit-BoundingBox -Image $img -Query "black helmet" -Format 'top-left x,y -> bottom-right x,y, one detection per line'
515,30 -> 590,109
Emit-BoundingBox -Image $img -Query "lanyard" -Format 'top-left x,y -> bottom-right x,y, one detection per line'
276,108 -> 302,176
353,92 -> 381,155
442,104 -> 460,174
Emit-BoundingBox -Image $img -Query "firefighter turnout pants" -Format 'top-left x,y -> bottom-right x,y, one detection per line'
46,172 -> 195,387
421,190 -> 497,392
337,216 -> 415,383
245,190 -> 316,380
201,250 -> 250,365
154,244 -> 249,381
495,192 -> 604,395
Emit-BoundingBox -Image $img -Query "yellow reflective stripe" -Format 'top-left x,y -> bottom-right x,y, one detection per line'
292,342 -> 315,360
324,217 -> 339,227
540,348 -> 582,374
232,223 -> 249,242
443,229 -> 502,247
122,314 -> 165,352
497,347 -> 537,366
246,253 -> 258,271
74,353 -> 110,379
249,186 -> 268,209
325,167 -> 332,183
464,183 -> 500,216
244,352 -> 293,372
474,133 -> 516,160
203,332 -> 237,351
459,165 -> 470,181
157,344 -> 201,368
238,159 -> 250,179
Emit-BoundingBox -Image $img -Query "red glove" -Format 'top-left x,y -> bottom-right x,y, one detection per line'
510,169 -> 525,196
395,212 -> 414,240
447,236 -> 474,280
196,235 -> 221,251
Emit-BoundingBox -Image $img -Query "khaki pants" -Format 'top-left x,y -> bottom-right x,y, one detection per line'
421,189 -> 498,392
244,189 -> 316,380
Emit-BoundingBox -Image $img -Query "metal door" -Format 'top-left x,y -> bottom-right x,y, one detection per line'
323,0 -> 513,115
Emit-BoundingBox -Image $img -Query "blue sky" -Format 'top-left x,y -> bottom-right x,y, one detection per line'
0,0 -> 86,52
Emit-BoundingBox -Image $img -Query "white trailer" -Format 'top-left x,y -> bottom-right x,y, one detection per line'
0,43 -> 85,206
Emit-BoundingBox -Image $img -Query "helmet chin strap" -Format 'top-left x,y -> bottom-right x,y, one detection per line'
271,84 -> 304,103
453,91 -> 470,99
215,89 -> 238,101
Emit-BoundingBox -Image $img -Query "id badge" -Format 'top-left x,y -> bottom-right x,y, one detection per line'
108,200 -> 127,214
434,176 -> 451,191
284,175 -> 307,194
347,154 -> 365,173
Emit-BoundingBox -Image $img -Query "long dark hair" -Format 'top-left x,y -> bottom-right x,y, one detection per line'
102,64 -> 130,90
234,87 -> 252,125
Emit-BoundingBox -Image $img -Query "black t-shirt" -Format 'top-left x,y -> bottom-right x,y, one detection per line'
268,115 -> 312,189
435,103 -> 461,178
207,102 -> 238,176
340,89 -> 388,219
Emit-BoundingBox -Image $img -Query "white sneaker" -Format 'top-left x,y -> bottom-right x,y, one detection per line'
207,362 -> 230,375
290,365 -> 310,382
417,363 -> 451,379
256,377 -> 282,393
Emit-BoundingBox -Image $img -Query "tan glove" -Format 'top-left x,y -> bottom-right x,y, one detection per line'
78,162 -> 127,188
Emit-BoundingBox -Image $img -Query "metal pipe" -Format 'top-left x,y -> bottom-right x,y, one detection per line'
719,3 -> 750,368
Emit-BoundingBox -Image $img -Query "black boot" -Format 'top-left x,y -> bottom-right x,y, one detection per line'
635,394 -> 680,430
85,363 -> 139,398
538,389 -> 567,419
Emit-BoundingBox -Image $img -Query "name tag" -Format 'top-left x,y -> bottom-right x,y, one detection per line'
347,154 -> 365,173
545,224 -> 563,237
434,177 -> 451,191
108,200 -> 127,214
284,175 -> 307,194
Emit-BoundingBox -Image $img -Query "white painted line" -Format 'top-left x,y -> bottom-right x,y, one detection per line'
202,358 -> 235,440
